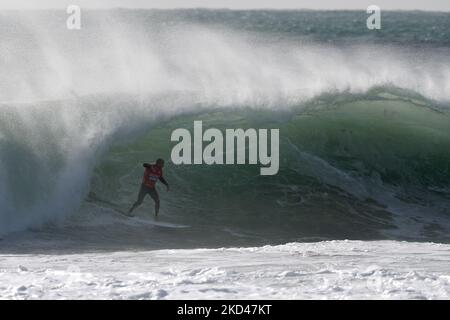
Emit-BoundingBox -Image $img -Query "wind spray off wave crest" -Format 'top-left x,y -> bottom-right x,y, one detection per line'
1,10 -> 450,103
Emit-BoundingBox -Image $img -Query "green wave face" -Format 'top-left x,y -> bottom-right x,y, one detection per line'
91,91 -> 450,243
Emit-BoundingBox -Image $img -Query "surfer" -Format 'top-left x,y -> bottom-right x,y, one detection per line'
128,158 -> 169,217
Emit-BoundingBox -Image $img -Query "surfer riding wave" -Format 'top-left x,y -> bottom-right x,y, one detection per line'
128,159 -> 170,217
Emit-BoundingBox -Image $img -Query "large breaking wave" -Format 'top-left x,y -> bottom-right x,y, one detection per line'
0,10 -> 449,245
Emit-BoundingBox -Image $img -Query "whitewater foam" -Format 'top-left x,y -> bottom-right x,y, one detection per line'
2,240 -> 450,299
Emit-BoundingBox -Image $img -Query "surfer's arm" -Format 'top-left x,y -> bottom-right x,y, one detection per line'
159,176 -> 170,191
159,176 -> 169,186
143,163 -> 151,168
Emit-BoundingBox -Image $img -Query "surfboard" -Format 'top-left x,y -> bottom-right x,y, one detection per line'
86,193 -> 189,228
110,206 -> 189,228
127,216 -> 190,228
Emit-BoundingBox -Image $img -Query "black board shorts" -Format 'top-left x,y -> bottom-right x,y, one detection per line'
137,183 -> 159,203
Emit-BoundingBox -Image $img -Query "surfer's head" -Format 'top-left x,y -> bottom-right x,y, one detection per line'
156,158 -> 165,168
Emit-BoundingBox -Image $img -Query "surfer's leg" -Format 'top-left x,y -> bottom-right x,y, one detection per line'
129,184 -> 147,214
148,188 -> 160,216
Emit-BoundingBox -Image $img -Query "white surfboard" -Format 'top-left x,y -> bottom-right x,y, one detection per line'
87,194 -> 189,229
127,216 -> 190,228
113,207 -> 189,228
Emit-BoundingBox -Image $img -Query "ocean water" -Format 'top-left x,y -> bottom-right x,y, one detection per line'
0,9 -> 450,299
